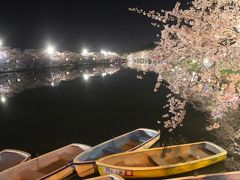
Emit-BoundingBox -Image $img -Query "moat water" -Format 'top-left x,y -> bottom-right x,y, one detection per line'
0,64 -> 228,179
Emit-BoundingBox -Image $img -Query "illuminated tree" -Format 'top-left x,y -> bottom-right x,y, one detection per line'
129,0 -> 240,132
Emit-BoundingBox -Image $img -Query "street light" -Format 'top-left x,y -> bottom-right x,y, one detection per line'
101,50 -> 107,55
46,45 -> 55,55
81,48 -> 89,56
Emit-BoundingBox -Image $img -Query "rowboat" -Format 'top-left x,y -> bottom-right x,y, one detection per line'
166,171 -> 240,180
0,149 -> 31,172
73,128 -> 160,178
0,143 -> 90,180
86,174 -> 125,180
96,141 -> 227,179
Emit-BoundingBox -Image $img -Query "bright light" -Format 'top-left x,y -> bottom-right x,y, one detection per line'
81,48 -> 89,56
101,50 -> 107,55
102,73 -> 107,77
1,95 -> 6,104
51,82 -> 55,87
46,45 -> 55,55
0,40 -> 2,48
17,78 -> 21,82
83,74 -> 90,81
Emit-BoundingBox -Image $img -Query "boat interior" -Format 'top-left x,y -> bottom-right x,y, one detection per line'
78,129 -> 158,162
0,144 -> 85,179
101,142 -> 222,167
0,151 -> 28,172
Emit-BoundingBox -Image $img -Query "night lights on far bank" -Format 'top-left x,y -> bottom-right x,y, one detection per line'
46,45 -> 56,55
1,40 -> 118,60
81,48 -> 89,56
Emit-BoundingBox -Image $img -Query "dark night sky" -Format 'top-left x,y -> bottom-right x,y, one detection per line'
0,0 -> 191,52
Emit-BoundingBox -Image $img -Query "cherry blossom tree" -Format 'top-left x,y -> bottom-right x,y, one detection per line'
128,0 -> 240,133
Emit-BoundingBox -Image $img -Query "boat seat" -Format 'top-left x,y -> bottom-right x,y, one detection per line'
37,159 -> 69,174
18,169 -> 45,179
189,147 -> 209,159
58,152 -> 73,161
148,155 -> 168,166
121,139 -> 141,151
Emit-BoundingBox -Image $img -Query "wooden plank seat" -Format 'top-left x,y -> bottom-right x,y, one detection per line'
38,159 -> 69,174
121,139 -> 141,151
148,155 -> 168,166
190,146 -> 213,159
18,169 -> 45,179
58,152 -> 73,161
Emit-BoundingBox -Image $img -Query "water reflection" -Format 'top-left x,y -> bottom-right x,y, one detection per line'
0,63 -> 121,100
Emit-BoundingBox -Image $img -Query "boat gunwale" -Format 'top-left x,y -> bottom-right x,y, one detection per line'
73,128 -> 160,165
0,143 -> 91,178
96,141 -> 227,171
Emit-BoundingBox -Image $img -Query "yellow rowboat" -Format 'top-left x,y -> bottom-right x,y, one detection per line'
0,149 -> 31,172
0,143 -> 90,180
165,171 -> 240,180
96,141 -> 227,179
85,174 -> 125,180
73,128 -> 160,178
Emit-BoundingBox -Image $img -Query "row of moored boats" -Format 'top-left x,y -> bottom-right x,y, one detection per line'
0,128 -> 239,180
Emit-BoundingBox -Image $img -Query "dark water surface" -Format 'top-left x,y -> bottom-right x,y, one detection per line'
0,65 -> 227,179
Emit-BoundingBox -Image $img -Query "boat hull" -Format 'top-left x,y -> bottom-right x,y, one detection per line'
74,129 -> 160,178
0,149 -> 31,172
96,141 -> 227,179
98,155 -> 226,178
0,143 -> 90,180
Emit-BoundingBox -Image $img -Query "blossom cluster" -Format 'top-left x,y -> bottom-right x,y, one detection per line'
128,0 -> 240,130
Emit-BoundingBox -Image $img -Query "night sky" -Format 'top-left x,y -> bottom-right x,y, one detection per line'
0,0 -> 191,52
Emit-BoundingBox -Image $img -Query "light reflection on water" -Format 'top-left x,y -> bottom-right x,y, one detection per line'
0,63 -> 121,101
